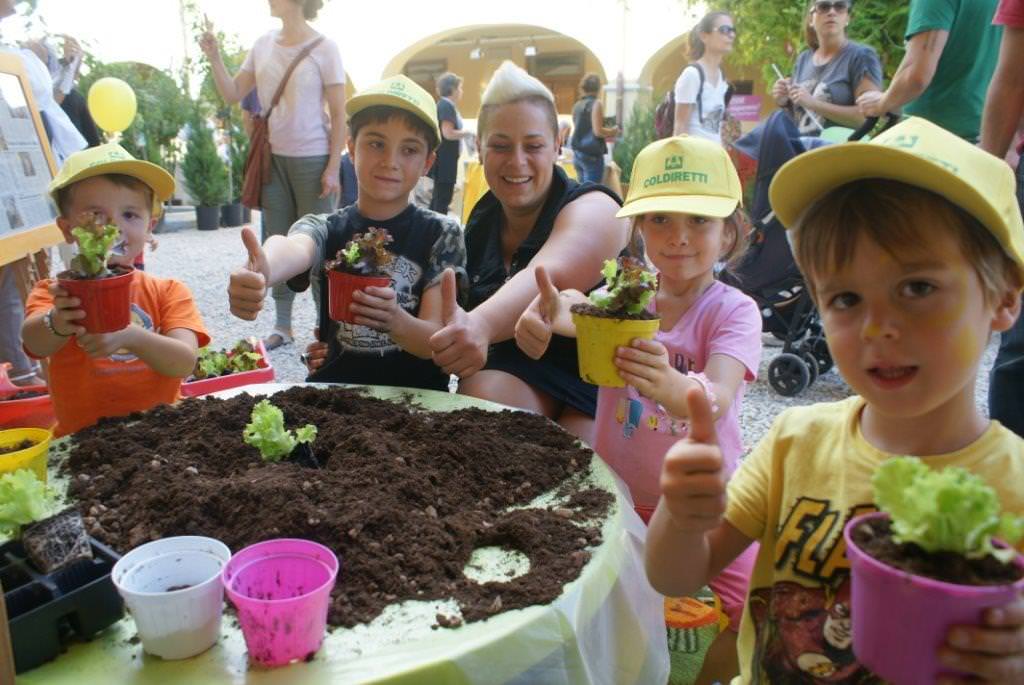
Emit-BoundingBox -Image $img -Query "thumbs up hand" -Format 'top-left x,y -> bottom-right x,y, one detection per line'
228,227 -> 270,321
659,386 -> 728,533
429,268 -> 488,378
515,265 -> 562,360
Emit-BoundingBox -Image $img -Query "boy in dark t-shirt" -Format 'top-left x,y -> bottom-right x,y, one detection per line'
227,75 -> 466,391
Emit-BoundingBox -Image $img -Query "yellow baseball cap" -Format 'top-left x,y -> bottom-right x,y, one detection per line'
346,75 -> 441,146
48,143 -> 175,216
617,136 -> 742,219
770,116 -> 1024,280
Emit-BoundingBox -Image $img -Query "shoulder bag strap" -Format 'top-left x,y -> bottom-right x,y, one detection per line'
689,63 -> 706,123
265,35 -> 325,117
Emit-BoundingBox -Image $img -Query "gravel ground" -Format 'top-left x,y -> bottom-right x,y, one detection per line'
151,209 -> 998,451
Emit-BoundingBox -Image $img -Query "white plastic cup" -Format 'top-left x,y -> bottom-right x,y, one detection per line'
112,536 -> 232,660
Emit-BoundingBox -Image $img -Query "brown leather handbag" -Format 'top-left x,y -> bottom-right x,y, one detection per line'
241,36 -> 325,210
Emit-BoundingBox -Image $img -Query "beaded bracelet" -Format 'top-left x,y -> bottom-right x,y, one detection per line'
686,371 -> 720,415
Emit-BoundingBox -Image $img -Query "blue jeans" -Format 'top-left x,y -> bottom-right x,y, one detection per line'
989,159 -> 1024,437
573,150 -> 604,185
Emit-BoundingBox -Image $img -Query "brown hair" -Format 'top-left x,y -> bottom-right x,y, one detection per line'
348,105 -> 440,151
293,0 -> 324,20
793,179 -> 1022,304
804,0 -> 853,51
579,73 -> 602,96
689,11 -> 731,60
436,72 -> 462,97
56,174 -> 155,219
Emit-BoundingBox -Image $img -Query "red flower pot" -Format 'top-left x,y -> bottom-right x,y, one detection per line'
326,270 -> 390,324
57,267 -> 134,334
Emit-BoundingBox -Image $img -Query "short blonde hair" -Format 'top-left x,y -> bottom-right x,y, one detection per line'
793,179 -> 1023,304
477,61 -> 559,142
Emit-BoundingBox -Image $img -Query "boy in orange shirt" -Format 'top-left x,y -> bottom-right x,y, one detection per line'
22,144 -> 209,436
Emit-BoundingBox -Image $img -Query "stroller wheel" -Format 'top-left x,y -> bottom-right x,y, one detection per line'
801,350 -> 820,387
800,337 -> 834,376
768,353 -> 811,397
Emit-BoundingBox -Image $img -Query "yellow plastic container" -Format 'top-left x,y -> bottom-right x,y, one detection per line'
572,312 -> 661,388
0,427 -> 52,482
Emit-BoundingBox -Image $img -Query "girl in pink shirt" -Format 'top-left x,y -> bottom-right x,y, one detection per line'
515,135 -> 761,683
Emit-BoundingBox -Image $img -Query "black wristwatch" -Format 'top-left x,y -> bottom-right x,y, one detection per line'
44,308 -> 72,337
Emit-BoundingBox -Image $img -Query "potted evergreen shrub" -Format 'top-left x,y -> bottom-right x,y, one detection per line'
56,213 -> 134,333
221,122 -> 247,227
324,228 -> 395,324
182,110 -> 229,231
570,256 -> 660,387
844,457 -> 1024,685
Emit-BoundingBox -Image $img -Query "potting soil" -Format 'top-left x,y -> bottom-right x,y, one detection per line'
0,439 -> 34,454
570,302 -> 659,320
61,385 -> 612,629
852,516 -> 1023,586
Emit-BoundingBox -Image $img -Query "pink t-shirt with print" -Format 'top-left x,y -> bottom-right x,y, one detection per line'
592,279 -> 762,511
996,0 -> 1024,27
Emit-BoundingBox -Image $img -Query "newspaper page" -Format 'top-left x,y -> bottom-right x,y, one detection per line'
0,71 -> 57,238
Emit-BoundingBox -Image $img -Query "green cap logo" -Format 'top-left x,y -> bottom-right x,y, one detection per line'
665,155 -> 685,172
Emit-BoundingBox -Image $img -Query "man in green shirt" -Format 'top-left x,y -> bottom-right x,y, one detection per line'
857,0 -> 1002,141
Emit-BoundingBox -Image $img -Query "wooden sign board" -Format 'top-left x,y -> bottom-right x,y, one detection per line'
0,52 -> 62,268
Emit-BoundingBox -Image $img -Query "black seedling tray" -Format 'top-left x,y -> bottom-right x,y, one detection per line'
1,536 -> 124,673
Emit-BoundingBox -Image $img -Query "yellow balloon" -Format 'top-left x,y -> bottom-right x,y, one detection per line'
87,77 -> 138,133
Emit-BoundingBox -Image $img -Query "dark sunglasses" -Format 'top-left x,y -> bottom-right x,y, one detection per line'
715,25 -> 737,36
814,1 -> 849,12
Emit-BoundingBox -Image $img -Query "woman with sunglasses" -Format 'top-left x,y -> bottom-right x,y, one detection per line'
672,11 -> 736,144
772,0 -> 883,136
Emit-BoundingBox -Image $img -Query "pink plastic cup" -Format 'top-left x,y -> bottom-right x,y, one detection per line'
222,539 -> 339,667
844,512 -> 1024,685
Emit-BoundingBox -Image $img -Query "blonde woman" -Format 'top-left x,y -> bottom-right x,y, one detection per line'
428,62 -> 629,442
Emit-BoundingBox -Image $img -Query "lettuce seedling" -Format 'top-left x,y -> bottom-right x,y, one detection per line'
326,227 -> 395,276
243,399 -> 317,462
69,212 -> 121,278
588,256 -> 658,316
0,469 -> 60,538
873,457 -> 1024,564
193,338 -> 263,379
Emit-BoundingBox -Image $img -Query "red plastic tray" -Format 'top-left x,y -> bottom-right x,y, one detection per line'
180,340 -> 275,398
0,385 -> 55,430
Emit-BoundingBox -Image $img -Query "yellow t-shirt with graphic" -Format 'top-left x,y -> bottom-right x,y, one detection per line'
725,396 -> 1024,683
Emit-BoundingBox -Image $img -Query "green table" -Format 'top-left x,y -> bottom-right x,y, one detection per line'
18,384 -> 669,684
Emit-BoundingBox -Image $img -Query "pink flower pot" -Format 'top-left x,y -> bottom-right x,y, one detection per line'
843,511 -> 1024,685
222,538 -> 339,667
57,267 -> 134,334
326,270 -> 390,324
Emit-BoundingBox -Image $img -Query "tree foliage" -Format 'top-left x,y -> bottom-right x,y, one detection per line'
720,0 -> 910,86
78,58 -> 190,171
182,109 -> 229,207
613,99 -> 657,184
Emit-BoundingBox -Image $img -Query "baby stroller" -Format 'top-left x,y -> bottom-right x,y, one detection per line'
721,110 -> 832,397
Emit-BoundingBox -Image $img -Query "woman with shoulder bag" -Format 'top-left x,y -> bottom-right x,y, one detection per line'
200,0 -> 345,351
570,74 -> 619,184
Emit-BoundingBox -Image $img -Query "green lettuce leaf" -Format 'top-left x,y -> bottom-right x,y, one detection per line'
873,457 -> 1024,563
242,399 -> 317,462
0,469 -> 59,538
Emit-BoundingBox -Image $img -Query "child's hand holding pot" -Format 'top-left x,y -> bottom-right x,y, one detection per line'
659,387 -> 727,533
614,338 -> 682,403
77,325 -> 138,359
229,227 -> 270,321
350,286 -> 401,332
46,282 -> 86,337
938,594 -> 1024,684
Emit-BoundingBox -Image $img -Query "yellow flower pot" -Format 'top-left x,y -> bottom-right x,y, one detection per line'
0,427 -> 52,482
572,312 -> 661,388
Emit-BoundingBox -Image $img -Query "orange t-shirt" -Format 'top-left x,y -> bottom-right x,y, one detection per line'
25,271 -> 210,437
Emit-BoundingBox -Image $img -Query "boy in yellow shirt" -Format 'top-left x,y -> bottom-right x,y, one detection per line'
645,118 -> 1024,682
22,144 -> 209,435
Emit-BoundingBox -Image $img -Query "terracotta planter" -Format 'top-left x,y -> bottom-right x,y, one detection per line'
57,267 -> 134,334
571,311 -> 660,387
843,512 -> 1024,685
326,270 -> 390,324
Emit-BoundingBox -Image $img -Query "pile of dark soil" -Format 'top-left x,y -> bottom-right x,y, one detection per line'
851,516 -> 1023,586
570,302 -> 659,320
61,386 -> 613,628
0,440 -> 34,455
